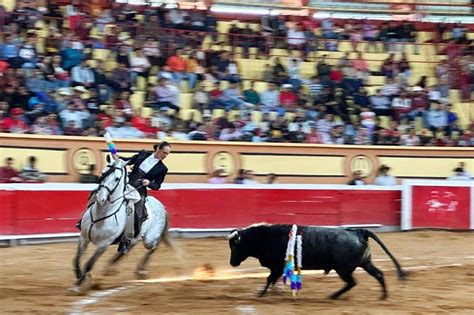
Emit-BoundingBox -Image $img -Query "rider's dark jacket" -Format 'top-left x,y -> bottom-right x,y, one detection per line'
123,150 -> 168,196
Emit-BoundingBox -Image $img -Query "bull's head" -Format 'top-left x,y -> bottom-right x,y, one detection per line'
228,229 -> 248,267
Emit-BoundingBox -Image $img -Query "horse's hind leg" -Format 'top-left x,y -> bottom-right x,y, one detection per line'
135,244 -> 157,279
103,241 -> 138,276
76,245 -> 108,286
73,236 -> 89,280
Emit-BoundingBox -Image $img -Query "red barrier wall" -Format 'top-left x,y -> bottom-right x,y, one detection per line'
0,184 -> 401,235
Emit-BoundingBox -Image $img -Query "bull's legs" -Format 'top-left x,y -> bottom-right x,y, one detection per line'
330,270 -> 357,299
259,267 -> 282,297
362,262 -> 387,300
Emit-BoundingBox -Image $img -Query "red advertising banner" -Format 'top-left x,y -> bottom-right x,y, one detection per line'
402,180 -> 474,230
0,184 -> 401,235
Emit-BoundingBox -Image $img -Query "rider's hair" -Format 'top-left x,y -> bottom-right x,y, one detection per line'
154,141 -> 171,151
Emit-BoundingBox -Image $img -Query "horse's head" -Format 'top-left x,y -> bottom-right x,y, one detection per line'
96,158 -> 129,205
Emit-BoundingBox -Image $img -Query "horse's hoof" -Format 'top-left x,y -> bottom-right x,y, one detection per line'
68,286 -> 83,294
135,270 -> 149,280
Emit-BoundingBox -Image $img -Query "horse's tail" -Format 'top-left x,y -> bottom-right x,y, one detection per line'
161,212 -> 184,261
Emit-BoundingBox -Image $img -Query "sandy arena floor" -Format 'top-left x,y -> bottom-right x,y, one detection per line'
0,231 -> 473,314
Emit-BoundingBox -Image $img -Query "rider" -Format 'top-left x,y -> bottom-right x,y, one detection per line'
118,141 -> 170,253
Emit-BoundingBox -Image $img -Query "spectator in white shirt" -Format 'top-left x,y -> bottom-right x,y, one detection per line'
106,116 -> 145,139
427,103 -> 448,133
447,167 -> 472,181
71,60 -> 95,88
391,91 -> 412,121
219,124 -> 243,141
400,128 -> 420,146
260,82 -> 281,113
374,164 -> 398,186
287,24 -> 305,49
287,57 -> 302,90
59,102 -> 91,130
347,170 -> 366,185
381,78 -> 400,97
360,106 -> 376,134
370,89 -> 392,116
129,48 -> 151,86
459,162 -> 472,179
243,170 -> 259,184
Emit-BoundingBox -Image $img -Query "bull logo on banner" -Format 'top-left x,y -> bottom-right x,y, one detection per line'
425,190 -> 458,213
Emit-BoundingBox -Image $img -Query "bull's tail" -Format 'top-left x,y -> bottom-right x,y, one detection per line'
361,229 -> 408,280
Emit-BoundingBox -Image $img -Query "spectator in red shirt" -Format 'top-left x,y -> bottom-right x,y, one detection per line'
209,81 -> 224,110
2,108 -> 29,133
279,84 -> 298,110
329,65 -> 344,84
0,157 -> 22,183
114,90 -> 133,118
97,106 -> 115,128
409,86 -> 429,120
131,108 -> 158,137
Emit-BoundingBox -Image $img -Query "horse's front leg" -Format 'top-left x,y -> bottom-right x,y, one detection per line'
76,244 -> 108,286
73,236 -> 89,280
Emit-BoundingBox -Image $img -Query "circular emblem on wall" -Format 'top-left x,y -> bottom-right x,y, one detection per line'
72,148 -> 97,175
211,151 -> 236,176
349,155 -> 373,177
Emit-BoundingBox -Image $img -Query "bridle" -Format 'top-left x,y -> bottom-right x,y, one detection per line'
97,163 -> 128,203
85,161 -> 131,240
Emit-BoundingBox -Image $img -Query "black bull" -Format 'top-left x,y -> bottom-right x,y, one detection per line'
228,224 -> 407,299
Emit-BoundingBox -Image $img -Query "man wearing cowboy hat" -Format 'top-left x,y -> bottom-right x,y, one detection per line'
117,141 -> 171,253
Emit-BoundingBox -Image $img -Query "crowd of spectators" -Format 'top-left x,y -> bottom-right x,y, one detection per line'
0,0 -> 472,147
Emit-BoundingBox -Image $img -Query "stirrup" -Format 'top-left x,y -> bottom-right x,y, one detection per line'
118,239 -> 131,254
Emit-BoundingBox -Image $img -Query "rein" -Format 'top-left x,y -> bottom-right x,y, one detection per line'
86,162 -> 130,239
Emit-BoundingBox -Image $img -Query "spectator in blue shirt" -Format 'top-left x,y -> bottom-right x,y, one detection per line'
0,35 -> 21,67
